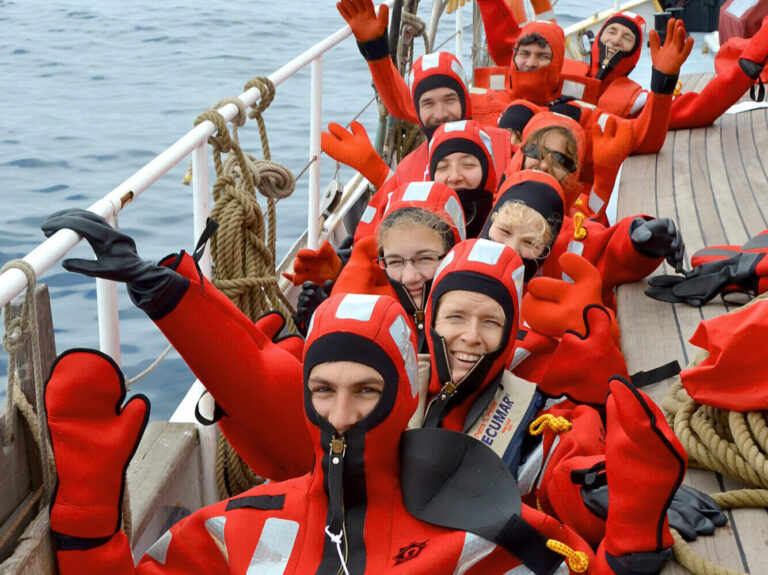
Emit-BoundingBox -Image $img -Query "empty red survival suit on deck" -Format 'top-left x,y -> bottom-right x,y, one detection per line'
47,294 -> 594,574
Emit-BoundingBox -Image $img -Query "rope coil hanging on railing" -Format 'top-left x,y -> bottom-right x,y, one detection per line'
1,260 -> 56,506
192,78 -> 298,499
662,292 -> 768,575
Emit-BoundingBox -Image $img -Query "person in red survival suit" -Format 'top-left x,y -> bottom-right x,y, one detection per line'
473,5 -> 694,155
328,181 -> 466,354
41,211 -> 724,575
45,292 -> 598,574
478,0 -> 768,129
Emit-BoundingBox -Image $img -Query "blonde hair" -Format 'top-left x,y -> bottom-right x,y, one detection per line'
378,207 -> 453,252
490,200 -> 557,249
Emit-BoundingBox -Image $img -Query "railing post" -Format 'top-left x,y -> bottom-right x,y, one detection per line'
455,2 -> 464,71
96,278 -> 121,365
308,56 -> 323,250
191,145 -> 212,278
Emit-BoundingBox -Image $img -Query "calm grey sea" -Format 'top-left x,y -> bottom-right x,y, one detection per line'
0,0 -> 714,417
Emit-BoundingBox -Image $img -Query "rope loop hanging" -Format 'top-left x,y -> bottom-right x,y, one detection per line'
0,259 -> 55,502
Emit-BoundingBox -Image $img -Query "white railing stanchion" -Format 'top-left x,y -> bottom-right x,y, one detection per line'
308,56 -> 323,250
455,3 -> 464,70
191,145 -> 212,278
96,278 -> 121,365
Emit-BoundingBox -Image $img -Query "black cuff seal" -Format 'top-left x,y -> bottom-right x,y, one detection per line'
357,34 -> 389,62
739,57 -> 765,80
54,532 -> 113,551
651,68 -> 679,95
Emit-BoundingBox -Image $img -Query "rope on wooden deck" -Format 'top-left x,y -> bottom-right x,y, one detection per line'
663,292 -> 768,575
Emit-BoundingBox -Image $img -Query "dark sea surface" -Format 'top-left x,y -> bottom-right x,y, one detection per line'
0,0 -> 716,417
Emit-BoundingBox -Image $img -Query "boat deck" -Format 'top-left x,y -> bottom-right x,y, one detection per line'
616,73 -> 768,574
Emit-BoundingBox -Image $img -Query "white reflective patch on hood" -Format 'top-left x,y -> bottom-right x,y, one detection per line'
588,190 -> 606,214
478,129 -> 493,156
336,293 -> 380,321
146,530 -> 173,565
511,264 -> 525,310
205,516 -> 229,562
402,181 -> 434,202
420,52 -> 441,71
360,204 -> 376,224
467,238 -> 504,265
444,195 -> 466,241
452,532 -> 496,574
433,249 -> 456,281
248,518 -> 300,574
389,314 -> 419,397
444,120 -> 468,132
451,58 -> 468,85
509,346 -> 531,370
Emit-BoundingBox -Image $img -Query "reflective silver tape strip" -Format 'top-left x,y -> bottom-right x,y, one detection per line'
467,238 -> 505,265
145,530 -> 173,566
563,241 -> 585,282
444,195 -> 467,241
389,314 -> 419,397
421,52 -> 441,70
490,74 -> 506,91
534,9 -> 556,21
433,249 -> 456,281
588,190 -> 606,215
205,516 -> 229,563
451,58 -> 467,84
561,80 -> 586,100
335,293 -> 380,321
630,91 -> 647,115
360,204 -> 376,224
452,532 -> 497,575
402,181 -> 434,202
511,265 -> 525,311
248,518 -> 300,575
508,346 -> 531,370
445,120 -> 468,133
536,435 -> 561,491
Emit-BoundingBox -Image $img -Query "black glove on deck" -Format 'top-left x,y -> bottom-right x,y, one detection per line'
630,217 -> 685,273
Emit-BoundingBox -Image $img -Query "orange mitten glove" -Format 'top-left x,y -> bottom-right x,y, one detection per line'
337,0 -> 389,48
523,252 -> 620,343
47,350 -> 149,541
588,116 -> 633,221
283,240 -> 343,286
649,18 -> 694,88
331,235 -> 395,297
321,121 -> 391,188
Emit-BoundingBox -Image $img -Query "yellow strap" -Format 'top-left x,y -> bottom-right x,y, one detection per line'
529,413 -> 573,436
573,212 -> 588,240
674,80 -> 683,97
546,539 -> 589,573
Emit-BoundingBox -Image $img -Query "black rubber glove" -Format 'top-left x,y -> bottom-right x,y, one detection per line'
630,217 -> 685,273
292,280 -> 333,336
336,234 -> 354,267
646,252 -> 765,306
581,484 -> 726,542
41,208 -> 188,318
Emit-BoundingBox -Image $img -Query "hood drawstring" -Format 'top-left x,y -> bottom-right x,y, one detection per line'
324,526 -> 351,575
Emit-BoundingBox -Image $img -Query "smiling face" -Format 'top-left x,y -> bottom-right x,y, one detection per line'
433,290 -> 505,382
521,129 -> 578,183
600,22 -> 636,56
514,42 -> 553,71
380,223 -> 446,309
418,86 -> 463,128
308,361 -> 385,434
432,152 -> 484,191
487,203 -> 550,260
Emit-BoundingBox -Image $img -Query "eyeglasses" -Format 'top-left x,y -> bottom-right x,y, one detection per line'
378,253 -> 445,272
521,142 -> 578,174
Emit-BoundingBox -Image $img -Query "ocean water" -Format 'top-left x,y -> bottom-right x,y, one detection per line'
0,0 -> 716,418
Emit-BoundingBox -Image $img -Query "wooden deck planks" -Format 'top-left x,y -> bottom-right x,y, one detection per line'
616,74 -> 768,575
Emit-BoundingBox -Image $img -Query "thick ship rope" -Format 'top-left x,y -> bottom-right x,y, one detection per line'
192,79 -> 297,499
1,260 -> 56,504
662,292 -> 768,575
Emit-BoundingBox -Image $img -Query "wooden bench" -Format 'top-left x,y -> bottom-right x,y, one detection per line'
616,74 -> 768,574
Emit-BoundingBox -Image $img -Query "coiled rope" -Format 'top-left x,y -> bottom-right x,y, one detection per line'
1,260 -> 56,504
662,292 -> 768,575
192,78 -> 297,499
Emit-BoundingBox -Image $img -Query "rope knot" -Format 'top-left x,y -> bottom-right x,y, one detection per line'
529,414 -> 573,436
3,317 -> 29,352
244,77 -> 276,118
573,212 -> 588,240
546,539 -> 589,573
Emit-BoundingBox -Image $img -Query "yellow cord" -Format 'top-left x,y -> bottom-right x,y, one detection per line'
573,212 -> 588,240
529,414 -> 573,436
546,539 -> 589,573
